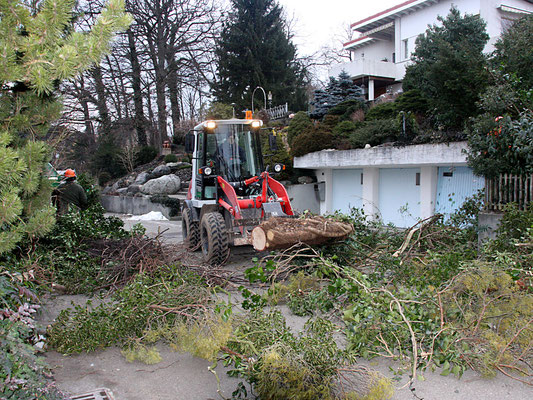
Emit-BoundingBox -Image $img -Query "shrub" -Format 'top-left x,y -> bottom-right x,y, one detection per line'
291,127 -> 333,157
287,111 -> 313,146
205,102 -> 234,119
327,99 -> 365,122
349,119 -> 399,148
332,120 -> 360,150
333,121 -> 358,139
365,102 -> 398,121
135,146 -> 158,167
91,135 -> 126,178
394,89 -> 429,114
98,171 -> 112,186
467,111 -> 533,178
164,153 -> 178,163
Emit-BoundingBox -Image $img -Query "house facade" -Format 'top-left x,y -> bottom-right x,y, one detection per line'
294,142 -> 485,227
330,0 -> 533,100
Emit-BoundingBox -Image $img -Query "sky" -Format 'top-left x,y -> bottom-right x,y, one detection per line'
277,0 -> 401,56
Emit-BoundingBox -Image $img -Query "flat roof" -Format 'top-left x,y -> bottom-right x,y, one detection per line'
294,142 -> 469,169
351,0 -> 437,33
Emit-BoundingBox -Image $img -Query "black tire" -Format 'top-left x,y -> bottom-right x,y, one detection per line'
182,208 -> 200,250
200,212 -> 229,265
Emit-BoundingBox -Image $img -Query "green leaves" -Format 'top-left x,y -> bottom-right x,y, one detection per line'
403,6 -> 489,130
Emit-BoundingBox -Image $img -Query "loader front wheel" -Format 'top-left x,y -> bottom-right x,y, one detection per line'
200,212 -> 229,265
182,208 -> 200,250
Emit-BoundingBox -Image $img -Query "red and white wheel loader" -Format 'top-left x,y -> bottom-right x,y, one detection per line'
181,118 -> 294,265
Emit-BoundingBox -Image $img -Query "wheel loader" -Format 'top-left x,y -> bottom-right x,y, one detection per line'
181,118 -> 294,264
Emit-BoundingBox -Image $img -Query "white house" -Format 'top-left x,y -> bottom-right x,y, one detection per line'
330,0 -> 533,100
294,1 -> 532,228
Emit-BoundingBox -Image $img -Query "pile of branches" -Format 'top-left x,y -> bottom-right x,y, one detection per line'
85,236 -> 177,288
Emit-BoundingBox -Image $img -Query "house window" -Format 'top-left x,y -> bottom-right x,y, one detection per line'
392,52 -> 396,63
403,39 -> 409,60
415,172 -> 420,186
360,173 -> 364,185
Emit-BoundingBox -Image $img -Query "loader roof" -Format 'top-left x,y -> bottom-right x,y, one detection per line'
194,119 -> 263,131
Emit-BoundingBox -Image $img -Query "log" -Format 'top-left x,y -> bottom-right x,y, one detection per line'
251,216 -> 354,251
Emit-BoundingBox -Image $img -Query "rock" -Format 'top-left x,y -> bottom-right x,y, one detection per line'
140,174 -> 181,195
167,162 -> 192,173
102,185 -> 113,195
127,184 -> 141,194
117,187 -> 128,195
297,176 -> 315,184
109,181 -> 121,193
151,164 -> 171,178
134,172 -> 150,185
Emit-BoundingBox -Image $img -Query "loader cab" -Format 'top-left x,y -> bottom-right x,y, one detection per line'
189,119 -> 264,200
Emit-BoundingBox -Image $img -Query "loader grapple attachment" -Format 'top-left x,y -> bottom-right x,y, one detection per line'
262,201 -> 288,217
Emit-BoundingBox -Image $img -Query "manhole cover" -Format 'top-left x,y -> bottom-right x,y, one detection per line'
70,388 -> 115,400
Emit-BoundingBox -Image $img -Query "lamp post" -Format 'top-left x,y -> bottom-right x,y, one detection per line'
268,91 -> 272,109
252,86 -> 267,113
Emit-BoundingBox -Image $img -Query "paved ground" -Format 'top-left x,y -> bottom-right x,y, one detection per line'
41,214 -> 533,400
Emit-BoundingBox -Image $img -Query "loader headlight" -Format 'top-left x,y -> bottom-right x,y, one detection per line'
274,163 -> 284,173
251,120 -> 263,129
203,167 -> 213,176
204,120 -> 217,130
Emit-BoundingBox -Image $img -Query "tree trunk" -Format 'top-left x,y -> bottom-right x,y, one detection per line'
166,52 -> 181,141
250,216 -> 354,251
76,76 -> 95,144
127,28 -> 147,146
91,65 -> 112,136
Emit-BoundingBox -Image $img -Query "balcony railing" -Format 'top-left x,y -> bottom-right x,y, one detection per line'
484,173 -> 533,211
329,58 -> 399,80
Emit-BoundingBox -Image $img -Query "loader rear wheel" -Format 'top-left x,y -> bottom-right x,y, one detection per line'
182,208 -> 200,250
200,212 -> 229,265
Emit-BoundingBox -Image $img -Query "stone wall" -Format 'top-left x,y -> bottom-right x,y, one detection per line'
101,195 -> 172,218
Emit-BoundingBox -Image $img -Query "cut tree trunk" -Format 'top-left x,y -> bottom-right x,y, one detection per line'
251,216 -> 354,251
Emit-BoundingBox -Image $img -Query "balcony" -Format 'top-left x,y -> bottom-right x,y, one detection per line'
329,58 -> 400,81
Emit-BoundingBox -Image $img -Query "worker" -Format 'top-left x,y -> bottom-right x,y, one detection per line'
215,134 -> 246,181
52,169 -> 88,215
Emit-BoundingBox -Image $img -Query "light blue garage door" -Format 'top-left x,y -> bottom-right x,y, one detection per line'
379,168 -> 420,228
332,169 -> 363,214
435,167 -> 485,220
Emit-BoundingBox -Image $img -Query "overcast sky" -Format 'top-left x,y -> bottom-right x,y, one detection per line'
277,0 -> 401,55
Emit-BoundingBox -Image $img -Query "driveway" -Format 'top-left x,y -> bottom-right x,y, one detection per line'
43,215 -> 533,399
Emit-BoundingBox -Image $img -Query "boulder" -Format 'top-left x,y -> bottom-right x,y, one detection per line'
140,174 -> 181,195
127,184 -> 141,194
297,176 -> 315,184
102,185 -> 113,195
151,164 -> 171,178
134,172 -> 150,185
117,187 -> 128,195
166,162 -> 192,172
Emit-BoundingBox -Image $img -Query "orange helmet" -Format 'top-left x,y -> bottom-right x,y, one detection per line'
64,169 -> 76,178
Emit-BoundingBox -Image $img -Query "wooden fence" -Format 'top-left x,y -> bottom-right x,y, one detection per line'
484,173 -> 533,211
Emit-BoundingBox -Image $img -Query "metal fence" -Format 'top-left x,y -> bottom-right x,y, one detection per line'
266,103 -> 288,120
484,173 -> 533,211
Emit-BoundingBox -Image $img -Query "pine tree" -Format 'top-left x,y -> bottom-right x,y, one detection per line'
212,0 -> 308,113
0,0 -> 131,255
309,71 -> 364,120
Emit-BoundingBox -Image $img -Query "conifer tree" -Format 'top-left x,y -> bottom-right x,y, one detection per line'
212,0 -> 308,112
402,7 -> 489,130
309,71 -> 364,120
0,0 -> 131,254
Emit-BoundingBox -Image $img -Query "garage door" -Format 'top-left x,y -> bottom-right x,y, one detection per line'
332,169 -> 363,215
379,168 -> 420,228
